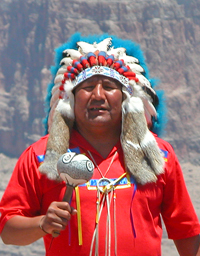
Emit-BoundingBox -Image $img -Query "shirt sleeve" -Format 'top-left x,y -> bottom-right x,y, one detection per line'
161,143 -> 200,240
0,146 -> 43,234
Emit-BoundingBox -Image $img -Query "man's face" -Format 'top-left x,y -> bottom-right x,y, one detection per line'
74,75 -> 123,131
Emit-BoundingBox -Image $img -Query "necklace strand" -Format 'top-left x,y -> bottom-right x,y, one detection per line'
87,150 -> 118,178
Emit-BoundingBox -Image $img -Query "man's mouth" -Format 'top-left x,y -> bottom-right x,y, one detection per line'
90,107 -> 106,111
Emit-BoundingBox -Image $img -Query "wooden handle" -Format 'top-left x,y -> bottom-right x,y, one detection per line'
62,185 -> 74,202
52,185 -> 74,237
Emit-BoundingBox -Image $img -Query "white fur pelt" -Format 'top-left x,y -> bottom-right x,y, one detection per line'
39,109 -> 74,180
39,80 -> 75,181
121,95 -> 164,185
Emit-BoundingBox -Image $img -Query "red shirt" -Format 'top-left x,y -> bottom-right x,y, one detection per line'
0,130 -> 199,256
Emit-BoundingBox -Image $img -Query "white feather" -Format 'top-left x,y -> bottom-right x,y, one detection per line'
142,97 -> 157,118
96,37 -> 112,51
122,95 -> 144,114
56,65 -> 68,75
56,99 -> 74,119
135,74 -> 151,88
128,63 -> 145,73
54,74 -> 64,84
135,73 -> 157,98
63,49 -> 82,59
51,84 -> 60,95
128,82 -> 157,118
77,37 -> 112,55
119,53 -> 139,64
60,57 -> 73,66
63,80 -> 74,96
55,80 -> 75,119
107,47 -> 126,59
50,89 -> 60,108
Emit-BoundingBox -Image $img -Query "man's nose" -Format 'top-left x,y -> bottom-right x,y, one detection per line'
92,83 -> 105,99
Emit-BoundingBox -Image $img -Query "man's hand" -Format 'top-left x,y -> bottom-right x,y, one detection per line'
39,201 -> 77,236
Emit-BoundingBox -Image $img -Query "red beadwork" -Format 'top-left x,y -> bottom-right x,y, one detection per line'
123,71 -> 136,77
59,84 -> 64,91
88,56 -> 97,66
64,73 -> 75,80
67,66 -> 79,75
80,56 -> 89,68
113,59 -> 124,69
106,55 -> 114,67
72,60 -> 83,71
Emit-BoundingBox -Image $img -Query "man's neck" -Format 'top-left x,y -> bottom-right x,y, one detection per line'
76,126 -> 121,158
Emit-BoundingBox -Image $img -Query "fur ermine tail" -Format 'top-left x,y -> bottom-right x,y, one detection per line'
121,97 -> 164,185
39,110 -> 74,181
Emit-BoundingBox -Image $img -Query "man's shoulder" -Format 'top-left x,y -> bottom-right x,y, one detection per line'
152,133 -> 174,152
28,134 -> 49,155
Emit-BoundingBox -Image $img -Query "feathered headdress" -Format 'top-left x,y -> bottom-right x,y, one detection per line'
39,33 -> 167,185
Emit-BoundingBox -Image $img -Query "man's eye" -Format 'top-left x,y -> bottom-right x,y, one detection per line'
103,84 -> 117,90
104,86 -> 113,90
83,85 -> 94,90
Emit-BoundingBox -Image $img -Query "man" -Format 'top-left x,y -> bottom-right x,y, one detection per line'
0,33 -> 200,256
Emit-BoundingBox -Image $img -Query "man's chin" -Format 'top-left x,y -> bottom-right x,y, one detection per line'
88,116 -> 112,125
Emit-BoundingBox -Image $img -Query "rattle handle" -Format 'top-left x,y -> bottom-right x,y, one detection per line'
52,185 -> 74,238
62,185 -> 74,202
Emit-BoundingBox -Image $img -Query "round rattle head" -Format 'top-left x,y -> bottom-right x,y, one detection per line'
57,152 -> 94,187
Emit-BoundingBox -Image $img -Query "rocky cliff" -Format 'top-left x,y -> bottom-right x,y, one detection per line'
0,0 -> 200,255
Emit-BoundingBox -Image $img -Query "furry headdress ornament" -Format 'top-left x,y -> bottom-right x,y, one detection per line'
39,33 -> 166,185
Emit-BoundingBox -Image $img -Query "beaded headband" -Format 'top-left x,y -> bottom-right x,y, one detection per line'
73,66 -> 132,94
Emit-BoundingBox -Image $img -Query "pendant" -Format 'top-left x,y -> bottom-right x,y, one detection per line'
96,177 -> 113,194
